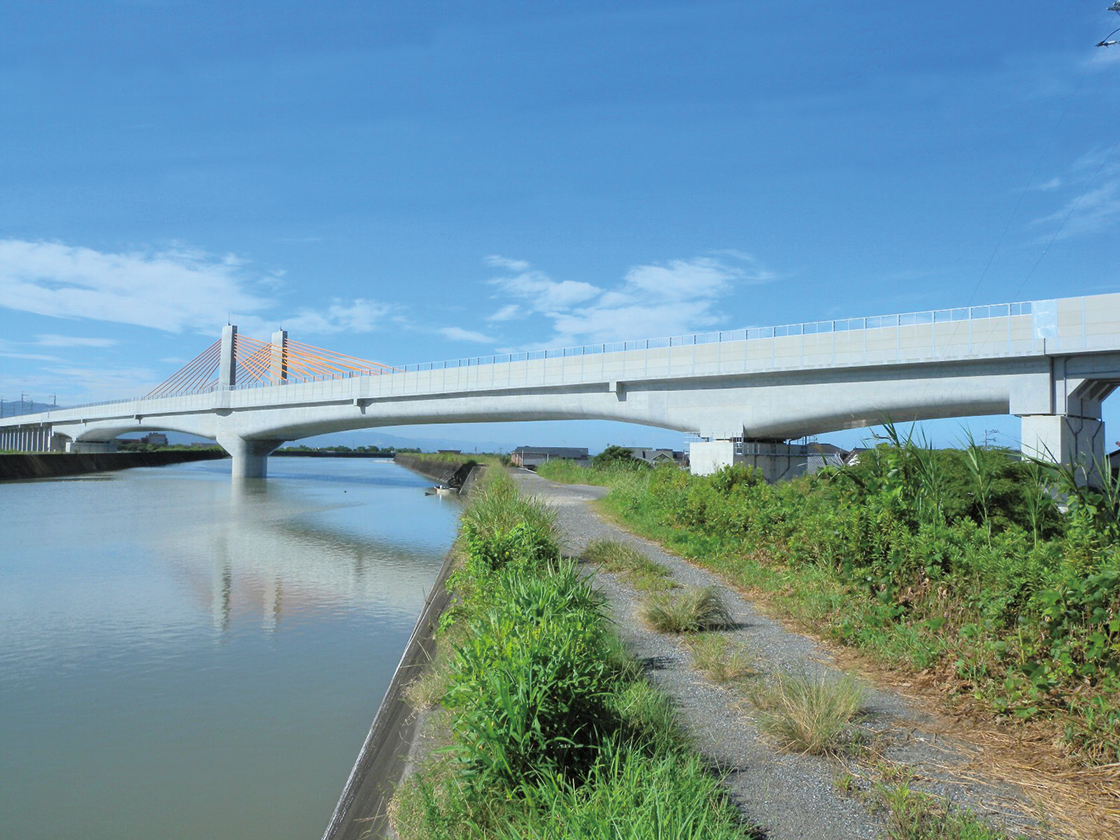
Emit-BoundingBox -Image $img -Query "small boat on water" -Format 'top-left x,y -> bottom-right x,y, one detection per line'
425,483 -> 456,497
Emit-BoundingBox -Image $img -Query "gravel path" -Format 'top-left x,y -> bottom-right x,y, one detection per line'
511,468 -> 1045,840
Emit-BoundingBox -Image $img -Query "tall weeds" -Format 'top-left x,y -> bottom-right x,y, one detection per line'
542,438 -> 1120,764
393,469 -> 754,839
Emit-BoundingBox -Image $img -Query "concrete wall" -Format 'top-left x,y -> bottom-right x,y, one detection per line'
0,450 -> 227,481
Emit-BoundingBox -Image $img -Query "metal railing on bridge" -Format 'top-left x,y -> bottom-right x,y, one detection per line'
20,298 -> 1047,414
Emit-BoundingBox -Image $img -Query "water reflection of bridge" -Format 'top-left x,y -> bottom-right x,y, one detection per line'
166,480 -> 453,635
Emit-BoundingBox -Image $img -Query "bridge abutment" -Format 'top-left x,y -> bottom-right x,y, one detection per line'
689,440 -> 736,475
1020,414 -> 1106,485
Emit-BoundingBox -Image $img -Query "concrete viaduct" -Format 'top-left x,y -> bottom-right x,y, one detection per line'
2,292 -> 1118,480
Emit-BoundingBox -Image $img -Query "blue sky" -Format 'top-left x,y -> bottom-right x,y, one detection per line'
2,1 -> 1118,452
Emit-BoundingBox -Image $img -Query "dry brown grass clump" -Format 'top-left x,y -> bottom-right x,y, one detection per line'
684,633 -> 756,684
752,670 -> 865,755
640,587 -> 733,633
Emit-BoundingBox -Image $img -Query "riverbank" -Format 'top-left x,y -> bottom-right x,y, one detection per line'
536,455 -> 1120,837
387,470 -> 753,839
322,454 -> 481,840
0,449 -> 227,480
392,453 -> 491,494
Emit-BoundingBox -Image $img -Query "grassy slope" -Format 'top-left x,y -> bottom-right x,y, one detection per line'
536,455 -> 1120,767
390,470 -> 756,840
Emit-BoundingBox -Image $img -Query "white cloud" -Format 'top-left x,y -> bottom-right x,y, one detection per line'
282,299 -> 395,335
440,326 -> 495,343
487,304 -> 522,322
1033,176 -> 1063,192
35,334 -> 119,348
0,239 -> 271,334
482,252 -> 777,349
39,364 -> 162,400
0,350 -> 65,362
0,239 -> 397,341
485,255 -> 530,271
490,270 -> 601,313
1032,180 -> 1120,241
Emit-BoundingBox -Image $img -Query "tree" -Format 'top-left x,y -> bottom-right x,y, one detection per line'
592,445 -> 644,469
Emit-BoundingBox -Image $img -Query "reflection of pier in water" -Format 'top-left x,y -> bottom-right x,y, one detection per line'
164,479 -> 454,635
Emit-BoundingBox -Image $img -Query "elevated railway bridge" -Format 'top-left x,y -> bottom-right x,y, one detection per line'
3,292 -> 1118,481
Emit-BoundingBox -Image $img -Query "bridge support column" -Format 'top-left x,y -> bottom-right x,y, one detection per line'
1020,414 -> 1105,486
690,440 -> 736,476
219,436 -> 285,479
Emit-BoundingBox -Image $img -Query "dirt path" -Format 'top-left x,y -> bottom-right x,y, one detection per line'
511,469 -> 1049,840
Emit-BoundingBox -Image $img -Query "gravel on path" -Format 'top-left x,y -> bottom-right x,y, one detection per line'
511,468 -> 1046,840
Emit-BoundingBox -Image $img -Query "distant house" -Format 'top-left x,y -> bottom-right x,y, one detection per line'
626,447 -> 679,466
141,433 -> 169,446
510,446 -> 590,469
806,442 -> 847,473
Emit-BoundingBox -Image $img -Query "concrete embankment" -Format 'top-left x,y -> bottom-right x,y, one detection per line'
321,543 -> 458,840
322,455 -> 480,840
0,450 -> 227,481
392,453 -> 486,493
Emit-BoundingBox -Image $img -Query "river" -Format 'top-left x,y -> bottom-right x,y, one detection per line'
0,457 -> 461,840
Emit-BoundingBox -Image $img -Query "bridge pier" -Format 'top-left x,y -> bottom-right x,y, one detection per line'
218,436 -> 286,479
689,440 -> 736,475
1020,414 -> 1106,485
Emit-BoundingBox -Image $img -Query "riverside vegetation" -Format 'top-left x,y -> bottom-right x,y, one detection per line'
391,471 -> 756,839
537,430 -> 1120,767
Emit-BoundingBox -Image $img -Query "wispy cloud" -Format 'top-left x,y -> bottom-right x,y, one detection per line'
483,252 -> 777,348
489,270 -> 601,313
484,254 -> 531,271
35,334 -> 119,348
281,299 -> 396,335
487,303 -> 522,322
0,239 -> 272,334
1032,179 -> 1120,241
440,326 -> 495,343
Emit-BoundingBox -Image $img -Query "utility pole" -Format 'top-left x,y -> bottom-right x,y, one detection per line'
983,428 -> 999,449
20,393 -> 28,415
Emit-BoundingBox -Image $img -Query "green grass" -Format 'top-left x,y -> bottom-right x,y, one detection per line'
536,456 -> 1120,765
869,781 -> 1018,840
391,467 -> 757,839
751,670 -> 865,756
640,586 -> 733,633
683,632 -> 756,684
583,539 -> 677,592
537,459 -> 635,486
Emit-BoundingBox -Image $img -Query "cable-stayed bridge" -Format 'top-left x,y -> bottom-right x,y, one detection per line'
2,292 -> 1118,480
